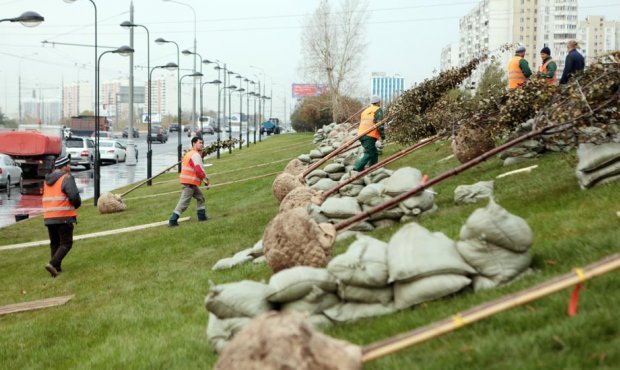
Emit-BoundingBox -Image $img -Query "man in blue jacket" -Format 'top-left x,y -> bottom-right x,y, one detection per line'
560,40 -> 585,85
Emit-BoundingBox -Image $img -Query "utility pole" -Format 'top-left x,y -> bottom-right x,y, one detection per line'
126,1 -> 137,166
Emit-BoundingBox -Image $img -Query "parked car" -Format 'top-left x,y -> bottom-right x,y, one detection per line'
122,127 -> 140,138
260,120 -> 281,136
148,125 -> 168,143
169,123 -> 180,132
99,139 -> 127,163
0,153 -> 23,194
65,137 -> 95,169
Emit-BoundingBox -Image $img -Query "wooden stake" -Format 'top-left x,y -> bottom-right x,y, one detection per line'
0,295 -> 75,316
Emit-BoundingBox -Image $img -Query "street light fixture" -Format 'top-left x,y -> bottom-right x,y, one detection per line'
155,37 -> 182,172
225,84 -> 237,154
244,79 -> 255,148
147,63 -> 179,186
0,11 -> 45,27
236,88 -> 246,150
96,45 -> 134,205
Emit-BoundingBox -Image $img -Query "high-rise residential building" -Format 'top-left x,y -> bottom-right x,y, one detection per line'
101,78 -> 145,128
578,15 -> 620,64
537,0 -> 578,72
147,74 -> 178,119
440,43 -> 460,71
370,73 -> 405,105
22,99 -> 62,124
63,81 -> 92,117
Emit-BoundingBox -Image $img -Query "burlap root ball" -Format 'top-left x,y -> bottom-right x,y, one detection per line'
263,207 -> 336,272
272,173 -> 304,203
215,311 -> 361,370
97,192 -> 126,214
279,186 -> 321,213
452,124 -> 496,163
283,158 -> 308,176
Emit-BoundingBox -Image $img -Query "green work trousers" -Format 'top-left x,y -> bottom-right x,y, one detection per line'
354,136 -> 378,171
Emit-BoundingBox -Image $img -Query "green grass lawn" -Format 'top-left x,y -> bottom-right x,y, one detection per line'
1,133 -> 619,369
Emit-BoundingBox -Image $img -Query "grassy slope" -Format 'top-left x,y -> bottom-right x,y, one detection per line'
1,134 -> 619,369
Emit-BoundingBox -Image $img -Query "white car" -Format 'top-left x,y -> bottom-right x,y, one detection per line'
99,140 -> 127,163
65,137 -> 95,169
0,153 -> 23,193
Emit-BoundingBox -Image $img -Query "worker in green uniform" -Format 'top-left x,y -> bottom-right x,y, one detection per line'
353,95 -> 385,171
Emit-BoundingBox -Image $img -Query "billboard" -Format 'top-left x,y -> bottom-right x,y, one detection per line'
142,113 -> 161,124
292,83 -> 328,98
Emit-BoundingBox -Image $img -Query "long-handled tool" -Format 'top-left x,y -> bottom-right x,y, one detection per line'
119,161 -> 181,198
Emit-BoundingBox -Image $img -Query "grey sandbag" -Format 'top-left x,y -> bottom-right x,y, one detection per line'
298,154 -> 312,163
212,255 -> 253,270
456,239 -> 532,289
459,199 -> 533,253
324,163 -> 346,173
320,197 -> 362,218
311,178 -> 339,191
281,286 -> 341,314
327,234 -> 389,287
329,172 -> 345,181
387,223 -> 475,283
267,266 -> 337,303
309,149 -> 324,159
394,274 -> 471,309
337,284 -> 393,305
576,159 -> 620,188
349,221 -> 375,232
338,184 -> 365,197
324,302 -> 397,323
401,189 -> 435,212
454,181 -> 494,205
340,171 -> 366,185
205,280 -> 273,318
306,169 -> 328,180
384,167 -> 424,196
357,183 -> 385,205
576,142 -> 620,172
306,314 -> 334,329
206,313 -> 251,353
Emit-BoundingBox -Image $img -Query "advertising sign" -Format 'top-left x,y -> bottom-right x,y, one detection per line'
292,84 -> 328,98
142,113 -> 161,124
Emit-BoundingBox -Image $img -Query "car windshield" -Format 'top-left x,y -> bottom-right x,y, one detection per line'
65,139 -> 84,148
99,141 -> 114,147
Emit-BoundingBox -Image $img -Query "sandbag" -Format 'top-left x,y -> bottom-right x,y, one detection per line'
298,154 -> 312,163
576,142 -> 620,172
214,312 -> 362,370
338,184 -> 364,197
576,159 -> 620,188
205,280 -> 273,319
320,197 -> 362,218
212,254 -> 253,270
328,172 -> 344,181
357,183 -> 385,205
324,163 -> 346,173
306,169 -> 328,180
340,171 -> 365,185
387,223 -> 475,283
459,199 -> 533,253
249,240 -> 263,257
306,314 -> 334,329
311,178 -> 339,191
454,181 -> 494,205
372,219 -> 398,229
272,173 -> 303,203
456,239 -> 532,288
365,204 -> 404,221
309,149 -> 324,159
394,274 -> 471,309
348,221 -> 375,232
327,235 -> 389,287
337,284 -> 393,305
400,190 -> 435,212
282,286 -> 340,314
383,167 -> 423,196
263,208 -> 336,272
267,266 -> 337,303
324,302 -> 397,323
206,313 -> 251,353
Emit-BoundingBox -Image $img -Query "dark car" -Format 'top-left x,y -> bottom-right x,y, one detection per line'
169,123 -> 180,132
148,125 -> 168,143
122,127 -> 140,138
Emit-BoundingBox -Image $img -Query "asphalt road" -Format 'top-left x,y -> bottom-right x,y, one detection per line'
0,129 -> 255,229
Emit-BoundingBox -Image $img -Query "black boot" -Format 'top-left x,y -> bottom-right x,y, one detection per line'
197,209 -> 208,222
169,212 -> 180,227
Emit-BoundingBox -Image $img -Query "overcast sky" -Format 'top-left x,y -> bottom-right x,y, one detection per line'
1,0 -> 618,120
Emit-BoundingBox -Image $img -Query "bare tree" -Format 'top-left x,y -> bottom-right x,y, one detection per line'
300,0 -> 368,122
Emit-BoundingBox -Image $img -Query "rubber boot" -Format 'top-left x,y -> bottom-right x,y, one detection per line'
197,209 -> 208,222
169,212 -> 180,227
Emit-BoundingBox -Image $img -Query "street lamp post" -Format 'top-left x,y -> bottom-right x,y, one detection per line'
96,46 -> 134,205
236,87 -> 246,149
213,64 -> 228,159
162,0 -> 197,129
155,37 -> 182,172
226,84 -> 237,154
148,63 -> 180,186
245,79 -> 255,148
182,49 -> 205,133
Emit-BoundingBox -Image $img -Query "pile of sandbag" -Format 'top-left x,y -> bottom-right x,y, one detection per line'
454,181 -> 494,204
298,123 -> 360,166
575,142 -> 620,189
388,223 -> 476,309
456,199 -> 533,291
212,240 -> 265,270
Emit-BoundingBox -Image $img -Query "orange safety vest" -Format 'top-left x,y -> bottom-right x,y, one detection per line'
539,58 -> 557,85
180,149 -> 202,186
42,174 -> 77,219
508,56 -> 527,89
358,105 -> 381,139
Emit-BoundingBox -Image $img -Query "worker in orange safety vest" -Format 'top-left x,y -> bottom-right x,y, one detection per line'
169,136 -> 209,226
538,46 -> 557,85
42,155 -> 81,277
507,46 -> 532,89
353,95 -> 385,172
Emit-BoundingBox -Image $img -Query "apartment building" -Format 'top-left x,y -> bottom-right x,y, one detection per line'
537,0 -> 578,72
62,81 -> 92,117
578,15 -> 620,64
440,43 -> 460,71
147,74 -> 178,119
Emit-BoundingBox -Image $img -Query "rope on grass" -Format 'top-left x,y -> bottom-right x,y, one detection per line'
361,253 -> 620,363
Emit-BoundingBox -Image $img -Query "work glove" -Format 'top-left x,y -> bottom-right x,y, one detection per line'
376,140 -> 384,150
203,178 -> 211,189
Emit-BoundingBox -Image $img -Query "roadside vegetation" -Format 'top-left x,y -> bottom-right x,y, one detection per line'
1,133 -> 619,369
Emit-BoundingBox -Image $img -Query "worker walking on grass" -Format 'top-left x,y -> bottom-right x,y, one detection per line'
538,46 -> 557,85
353,95 -> 385,172
43,155 -> 81,277
507,46 -> 532,89
169,136 -> 210,226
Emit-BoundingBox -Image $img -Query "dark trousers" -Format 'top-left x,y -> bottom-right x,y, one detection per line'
354,136 -> 379,171
47,223 -> 74,270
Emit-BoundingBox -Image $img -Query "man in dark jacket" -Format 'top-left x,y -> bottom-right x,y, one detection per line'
42,155 -> 81,277
560,40 -> 585,85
